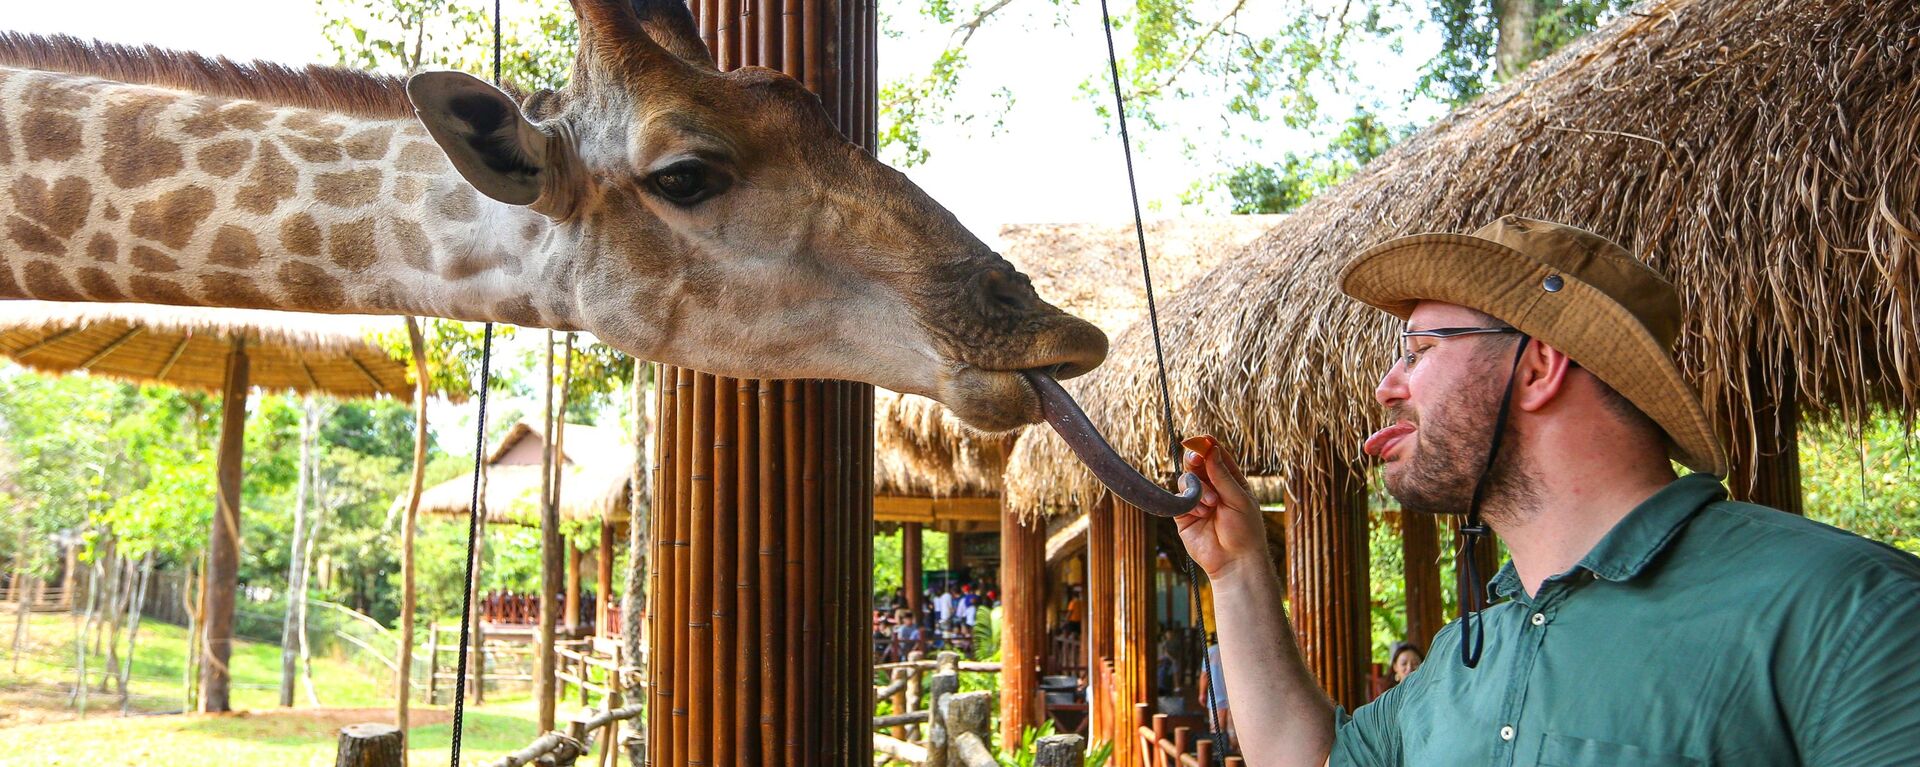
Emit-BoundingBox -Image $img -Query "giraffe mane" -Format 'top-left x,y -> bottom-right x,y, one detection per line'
0,31 -> 417,120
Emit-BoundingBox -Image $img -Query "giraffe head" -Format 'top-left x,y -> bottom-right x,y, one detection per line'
405,0 -> 1104,431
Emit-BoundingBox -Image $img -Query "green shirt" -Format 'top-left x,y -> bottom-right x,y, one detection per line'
1331,473 -> 1920,766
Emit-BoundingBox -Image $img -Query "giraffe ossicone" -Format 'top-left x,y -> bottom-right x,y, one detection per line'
0,0 -> 1107,431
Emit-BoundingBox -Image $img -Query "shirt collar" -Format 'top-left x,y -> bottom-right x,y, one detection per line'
1488,473 -> 1726,599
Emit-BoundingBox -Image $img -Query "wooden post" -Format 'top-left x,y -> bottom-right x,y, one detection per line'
642,0 -> 877,760
334,723 -> 403,767
567,540 -> 584,633
536,332 -> 562,732
1086,496 -> 1115,746
596,518 -> 614,638
999,507 -> 1046,747
1726,350 -> 1803,515
1112,498 -> 1156,767
200,336 -> 248,713
1401,510 -> 1443,656
1284,439 -> 1370,710
425,624 -> 439,705
903,522 -> 923,617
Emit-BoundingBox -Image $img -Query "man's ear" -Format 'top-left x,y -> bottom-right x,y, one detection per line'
1514,339 -> 1574,412
407,71 -> 550,206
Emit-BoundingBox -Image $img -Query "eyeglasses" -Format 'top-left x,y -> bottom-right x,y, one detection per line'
1396,326 -> 1520,369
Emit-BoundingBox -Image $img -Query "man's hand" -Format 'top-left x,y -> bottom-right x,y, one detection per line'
1175,435 -> 1271,584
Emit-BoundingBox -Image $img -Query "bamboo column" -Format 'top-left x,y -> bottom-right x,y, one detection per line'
999,508 -> 1047,747
1726,351 -> 1803,515
902,523 -> 923,616
567,544 -> 584,631
1282,438 -> 1370,711
1400,511 -> 1443,656
199,337 -> 248,713
1085,496 -> 1115,746
644,0 -> 876,762
1111,497 -> 1156,767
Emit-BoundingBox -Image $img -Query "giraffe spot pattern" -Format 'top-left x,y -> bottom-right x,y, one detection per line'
206,273 -> 275,309
284,112 -> 347,140
101,94 -> 186,189
236,142 -> 296,215
76,268 -> 125,301
180,98 -> 234,139
436,185 -> 480,222
196,139 -> 255,178
344,126 -> 396,161
25,80 -> 91,112
23,261 -> 83,300
388,218 -> 433,272
315,169 -> 382,208
5,217 -> 62,255
103,204 -> 119,221
0,108 -> 14,166
129,275 -> 198,305
396,143 -> 446,173
219,103 -> 272,132
209,226 -> 262,268
9,175 -> 92,240
393,176 -> 427,204
278,261 -> 345,308
280,213 -> 324,258
130,246 -> 180,272
22,110 -> 82,162
363,279 -> 411,312
281,134 -> 343,163
0,252 -> 19,298
328,218 -> 378,272
128,186 -> 216,249
87,233 -> 118,263
493,296 -> 543,327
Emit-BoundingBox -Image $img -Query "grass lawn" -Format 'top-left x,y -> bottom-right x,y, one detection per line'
0,610 -> 579,766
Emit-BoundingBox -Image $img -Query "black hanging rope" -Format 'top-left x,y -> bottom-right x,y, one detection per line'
449,4 -> 505,764
1096,2 -> 1227,761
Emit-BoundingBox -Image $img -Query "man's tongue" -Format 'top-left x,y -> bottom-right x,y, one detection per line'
1364,423 -> 1416,459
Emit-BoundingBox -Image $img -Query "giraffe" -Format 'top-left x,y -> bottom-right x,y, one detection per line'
0,0 -> 1106,433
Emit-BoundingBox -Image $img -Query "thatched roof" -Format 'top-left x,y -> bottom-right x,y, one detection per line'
1005,0 -> 1920,517
417,419 -> 637,524
0,301 -> 412,400
874,216 -> 1283,499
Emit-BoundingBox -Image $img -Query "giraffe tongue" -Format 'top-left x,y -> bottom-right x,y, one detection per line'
1020,369 -> 1202,518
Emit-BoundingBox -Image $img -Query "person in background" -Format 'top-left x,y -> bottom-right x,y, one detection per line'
1388,641 -> 1424,684
1199,633 -> 1236,751
1063,585 -> 1084,636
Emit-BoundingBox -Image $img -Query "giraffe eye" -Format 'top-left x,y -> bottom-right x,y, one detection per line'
649,161 -> 730,206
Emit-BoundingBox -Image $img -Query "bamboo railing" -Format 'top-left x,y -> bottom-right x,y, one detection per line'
1133,706 -> 1244,767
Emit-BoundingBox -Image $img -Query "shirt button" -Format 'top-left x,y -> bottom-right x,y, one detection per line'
1499,725 -> 1515,741
1531,612 -> 1547,626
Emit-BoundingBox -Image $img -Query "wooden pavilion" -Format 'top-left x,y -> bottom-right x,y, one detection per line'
869,216 -> 1283,746
1004,0 -> 1920,761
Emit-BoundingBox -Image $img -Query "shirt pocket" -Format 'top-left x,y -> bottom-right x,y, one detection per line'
1537,734 -> 1705,767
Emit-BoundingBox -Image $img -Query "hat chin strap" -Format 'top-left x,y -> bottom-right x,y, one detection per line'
1458,333 -> 1531,669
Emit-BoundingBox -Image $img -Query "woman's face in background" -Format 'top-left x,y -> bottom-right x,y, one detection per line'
1392,649 -> 1423,681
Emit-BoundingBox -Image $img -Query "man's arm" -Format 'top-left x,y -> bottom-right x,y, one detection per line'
1178,441 -> 1337,766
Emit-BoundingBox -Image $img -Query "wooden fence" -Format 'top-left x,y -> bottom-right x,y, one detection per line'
1134,705 -> 1244,767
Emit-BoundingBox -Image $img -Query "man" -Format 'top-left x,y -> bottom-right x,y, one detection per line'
1177,217 -> 1920,765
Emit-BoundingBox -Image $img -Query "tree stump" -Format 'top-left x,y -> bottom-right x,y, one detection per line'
335,723 -> 403,767
1035,734 -> 1086,766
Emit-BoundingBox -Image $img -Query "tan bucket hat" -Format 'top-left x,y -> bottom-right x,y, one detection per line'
1339,215 -> 1728,477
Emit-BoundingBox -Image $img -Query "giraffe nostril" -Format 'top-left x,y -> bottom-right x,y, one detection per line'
976,269 -> 1033,314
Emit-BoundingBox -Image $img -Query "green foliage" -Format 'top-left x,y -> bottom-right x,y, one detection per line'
994,720 -> 1113,767
1417,0 -> 1635,107
873,527 -> 954,602
1209,108 -> 1405,213
1801,411 -> 1920,554
317,0 -> 576,90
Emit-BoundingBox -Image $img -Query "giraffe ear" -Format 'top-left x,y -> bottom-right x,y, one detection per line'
407,71 -> 550,206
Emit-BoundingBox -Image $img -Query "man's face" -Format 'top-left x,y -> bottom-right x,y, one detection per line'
1368,302 -> 1523,516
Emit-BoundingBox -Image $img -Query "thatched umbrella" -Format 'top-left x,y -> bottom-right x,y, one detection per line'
1005,0 -> 1920,517
0,301 -> 411,712
416,419 -> 638,526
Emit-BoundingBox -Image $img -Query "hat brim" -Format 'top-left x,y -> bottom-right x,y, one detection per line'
1339,233 -> 1728,477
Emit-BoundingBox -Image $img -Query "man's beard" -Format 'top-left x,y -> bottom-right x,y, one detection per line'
1385,374 -> 1539,521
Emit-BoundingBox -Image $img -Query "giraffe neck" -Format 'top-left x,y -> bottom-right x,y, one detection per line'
0,66 -> 575,328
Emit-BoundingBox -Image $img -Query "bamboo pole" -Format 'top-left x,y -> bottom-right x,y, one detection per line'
672,367 -> 694,763
713,376 -> 737,766
781,380 -> 803,767
1086,496 -> 1115,746
1111,498 -> 1155,767
735,378 -> 761,761
799,380 -> 823,760
648,365 -> 681,767
1283,438 -> 1370,711
758,380 -> 783,767
535,332 -> 563,732
688,373 -> 715,766
597,519 -> 613,638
